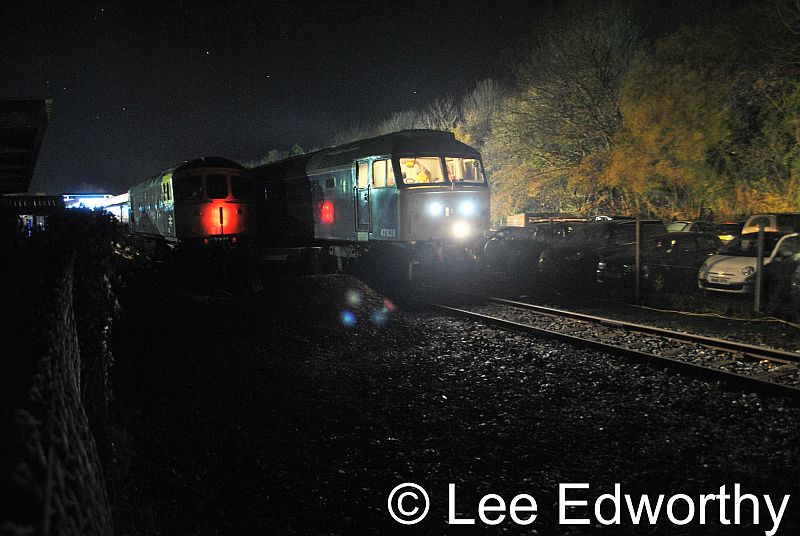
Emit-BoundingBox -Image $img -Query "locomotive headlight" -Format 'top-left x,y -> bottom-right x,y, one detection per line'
459,200 -> 476,216
428,201 -> 444,217
452,220 -> 471,239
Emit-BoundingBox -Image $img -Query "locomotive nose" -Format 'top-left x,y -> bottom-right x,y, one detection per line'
451,220 -> 472,239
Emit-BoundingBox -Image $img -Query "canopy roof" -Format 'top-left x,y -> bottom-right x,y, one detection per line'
0,99 -> 52,194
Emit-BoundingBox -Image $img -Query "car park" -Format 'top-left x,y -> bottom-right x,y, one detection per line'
597,232 -> 722,292
538,219 -> 666,286
482,220 -> 584,272
698,232 -> 800,293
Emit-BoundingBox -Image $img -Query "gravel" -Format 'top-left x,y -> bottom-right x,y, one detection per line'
110,268 -> 800,535
460,302 -> 800,387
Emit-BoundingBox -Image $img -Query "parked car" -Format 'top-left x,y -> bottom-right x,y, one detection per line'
714,221 -> 744,244
597,232 -> 722,292
665,220 -> 716,233
483,221 -> 584,271
538,219 -> 666,286
763,245 -> 800,315
482,226 -> 537,270
741,213 -> 800,234
698,232 -> 800,293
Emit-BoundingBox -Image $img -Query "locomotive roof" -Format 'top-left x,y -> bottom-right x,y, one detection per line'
311,130 -> 480,169
252,130 -> 481,176
128,156 -> 246,193
173,156 -> 245,172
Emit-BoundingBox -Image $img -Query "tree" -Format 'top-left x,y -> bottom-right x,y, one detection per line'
610,2 -> 800,219
457,79 -> 503,148
418,96 -> 461,132
484,0 -> 644,219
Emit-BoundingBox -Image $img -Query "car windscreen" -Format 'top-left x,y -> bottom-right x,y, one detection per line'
716,223 -> 742,233
718,234 -> 783,257
666,222 -> 689,232
607,223 -> 665,246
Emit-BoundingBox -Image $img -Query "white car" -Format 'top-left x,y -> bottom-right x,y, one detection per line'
698,232 -> 800,293
741,213 -> 800,234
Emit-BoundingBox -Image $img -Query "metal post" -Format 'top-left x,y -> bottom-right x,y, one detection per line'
754,223 -> 765,314
635,218 -> 641,303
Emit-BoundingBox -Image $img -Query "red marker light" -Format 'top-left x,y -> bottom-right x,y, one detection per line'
320,199 -> 335,224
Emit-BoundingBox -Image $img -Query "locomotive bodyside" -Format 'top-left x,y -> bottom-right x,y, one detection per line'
254,130 -> 490,266
129,157 -> 260,244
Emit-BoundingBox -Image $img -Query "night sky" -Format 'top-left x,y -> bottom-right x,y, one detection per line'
3,0 -> 722,194
3,1 -> 553,194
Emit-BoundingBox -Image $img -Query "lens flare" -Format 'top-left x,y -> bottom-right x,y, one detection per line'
340,310 -> 356,327
371,309 -> 388,325
345,289 -> 362,306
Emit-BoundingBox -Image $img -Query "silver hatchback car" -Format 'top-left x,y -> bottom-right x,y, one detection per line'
698,232 -> 800,293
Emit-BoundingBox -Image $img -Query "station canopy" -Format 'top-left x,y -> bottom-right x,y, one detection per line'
0,99 -> 52,194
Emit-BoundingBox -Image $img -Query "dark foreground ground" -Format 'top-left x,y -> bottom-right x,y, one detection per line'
110,264 -> 800,535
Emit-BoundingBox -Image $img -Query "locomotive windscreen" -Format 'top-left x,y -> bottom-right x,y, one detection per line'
398,156 -> 485,186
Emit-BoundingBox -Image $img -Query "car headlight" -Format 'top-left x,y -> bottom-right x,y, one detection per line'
459,200 -> 476,216
742,266 -> 755,277
428,201 -> 443,216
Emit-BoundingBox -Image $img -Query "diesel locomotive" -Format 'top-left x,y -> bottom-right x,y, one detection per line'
252,129 -> 490,272
128,157 -> 261,245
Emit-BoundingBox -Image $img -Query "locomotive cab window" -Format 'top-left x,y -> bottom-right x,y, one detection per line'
357,162 -> 369,189
231,175 -> 257,199
372,159 -> 395,188
206,174 -> 228,199
174,175 -> 203,200
445,157 -> 485,183
399,157 -> 444,184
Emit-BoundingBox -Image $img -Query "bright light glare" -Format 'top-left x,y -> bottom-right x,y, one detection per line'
428,201 -> 444,216
452,220 -> 471,239
459,200 -> 476,216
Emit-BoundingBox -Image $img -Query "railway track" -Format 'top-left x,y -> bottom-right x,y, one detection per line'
429,295 -> 800,399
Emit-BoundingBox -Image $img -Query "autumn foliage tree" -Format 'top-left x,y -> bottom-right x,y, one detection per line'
609,3 -> 800,220
483,0 -> 643,221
